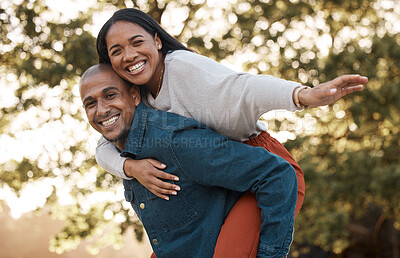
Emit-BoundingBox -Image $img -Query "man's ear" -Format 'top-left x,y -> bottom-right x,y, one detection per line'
130,86 -> 141,106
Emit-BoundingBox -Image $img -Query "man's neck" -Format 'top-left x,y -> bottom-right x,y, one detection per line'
114,139 -> 126,152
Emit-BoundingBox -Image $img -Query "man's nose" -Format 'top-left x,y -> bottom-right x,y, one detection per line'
97,99 -> 111,117
123,47 -> 138,62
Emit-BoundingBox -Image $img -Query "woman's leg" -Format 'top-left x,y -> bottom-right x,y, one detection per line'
213,192 -> 261,258
213,131 -> 305,258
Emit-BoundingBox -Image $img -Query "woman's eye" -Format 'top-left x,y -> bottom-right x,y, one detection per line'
110,49 -> 121,56
133,40 -> 143,46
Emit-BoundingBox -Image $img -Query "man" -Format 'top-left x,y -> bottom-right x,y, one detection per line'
80,64 -> 297,258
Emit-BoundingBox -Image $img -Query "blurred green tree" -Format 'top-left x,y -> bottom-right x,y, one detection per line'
1,0 -> 399,256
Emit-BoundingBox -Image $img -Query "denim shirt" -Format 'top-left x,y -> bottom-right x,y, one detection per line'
121,103 -> 297,258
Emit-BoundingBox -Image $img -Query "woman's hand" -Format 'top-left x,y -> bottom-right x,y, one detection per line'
124,159 -> 180,200
298,74 -> 368,108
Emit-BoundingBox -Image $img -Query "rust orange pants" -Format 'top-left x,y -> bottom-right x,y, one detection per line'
150,131 -> 305,258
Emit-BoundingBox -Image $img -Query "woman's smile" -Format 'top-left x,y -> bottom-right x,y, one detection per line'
127,60 -> 146,74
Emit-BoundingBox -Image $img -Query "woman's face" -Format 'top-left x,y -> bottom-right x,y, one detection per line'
105,21 -> 162,87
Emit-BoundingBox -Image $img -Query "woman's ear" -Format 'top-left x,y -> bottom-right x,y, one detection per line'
130,86 -> 141,106
154,33 -> 162,50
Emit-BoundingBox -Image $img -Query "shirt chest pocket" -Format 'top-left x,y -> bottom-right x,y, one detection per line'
147,188 -> 198,232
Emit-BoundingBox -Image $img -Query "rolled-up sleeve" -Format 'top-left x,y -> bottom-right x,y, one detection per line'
169,127 -> 297,257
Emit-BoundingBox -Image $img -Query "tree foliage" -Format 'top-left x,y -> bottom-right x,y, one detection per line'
1,0 -> 399,256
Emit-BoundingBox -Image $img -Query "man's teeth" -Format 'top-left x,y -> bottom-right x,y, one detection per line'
102,116 -> 118,126
129,61 -> 145,72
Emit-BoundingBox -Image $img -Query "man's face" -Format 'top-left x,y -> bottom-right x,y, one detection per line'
80,67 -> 140,148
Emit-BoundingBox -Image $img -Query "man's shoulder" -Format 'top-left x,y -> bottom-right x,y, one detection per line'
147,108 -> 207,132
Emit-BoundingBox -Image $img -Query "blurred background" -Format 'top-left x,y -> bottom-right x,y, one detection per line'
1,0 -> 399,257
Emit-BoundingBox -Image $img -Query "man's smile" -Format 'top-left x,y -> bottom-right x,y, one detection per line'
99,114 -> 120,127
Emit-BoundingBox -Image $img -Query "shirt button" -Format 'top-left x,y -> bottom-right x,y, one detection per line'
152,239 -> 158,245
140,203 -> 145,209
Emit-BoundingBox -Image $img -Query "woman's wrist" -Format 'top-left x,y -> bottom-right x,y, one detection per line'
123,159 -> 136,178
293,86 -> 311,109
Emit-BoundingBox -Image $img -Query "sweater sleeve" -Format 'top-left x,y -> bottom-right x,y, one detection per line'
160,51 -> 302,141
96,136 -> 132,180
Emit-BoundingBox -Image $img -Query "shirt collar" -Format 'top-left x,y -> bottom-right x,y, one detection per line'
121,102 -> 148,157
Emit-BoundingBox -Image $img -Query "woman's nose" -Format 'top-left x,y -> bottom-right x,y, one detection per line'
123,47 -> 138,62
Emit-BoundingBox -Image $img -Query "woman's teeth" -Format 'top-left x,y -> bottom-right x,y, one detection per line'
129,61 -> 145,72
102,115 -> 118,126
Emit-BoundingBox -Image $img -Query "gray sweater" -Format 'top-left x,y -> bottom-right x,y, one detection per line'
96,50 -> 301,179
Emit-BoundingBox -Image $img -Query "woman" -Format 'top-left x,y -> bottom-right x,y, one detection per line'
95,8 -> 367,257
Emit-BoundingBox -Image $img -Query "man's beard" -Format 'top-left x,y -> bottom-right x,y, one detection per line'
104,127 -> 129,145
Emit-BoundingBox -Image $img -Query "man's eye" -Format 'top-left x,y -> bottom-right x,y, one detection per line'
106,93 -> 116,99
85,101 -> 95,109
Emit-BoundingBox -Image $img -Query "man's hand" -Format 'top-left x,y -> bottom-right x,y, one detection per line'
123,159 -> 180,200
298,74 -> 368,108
